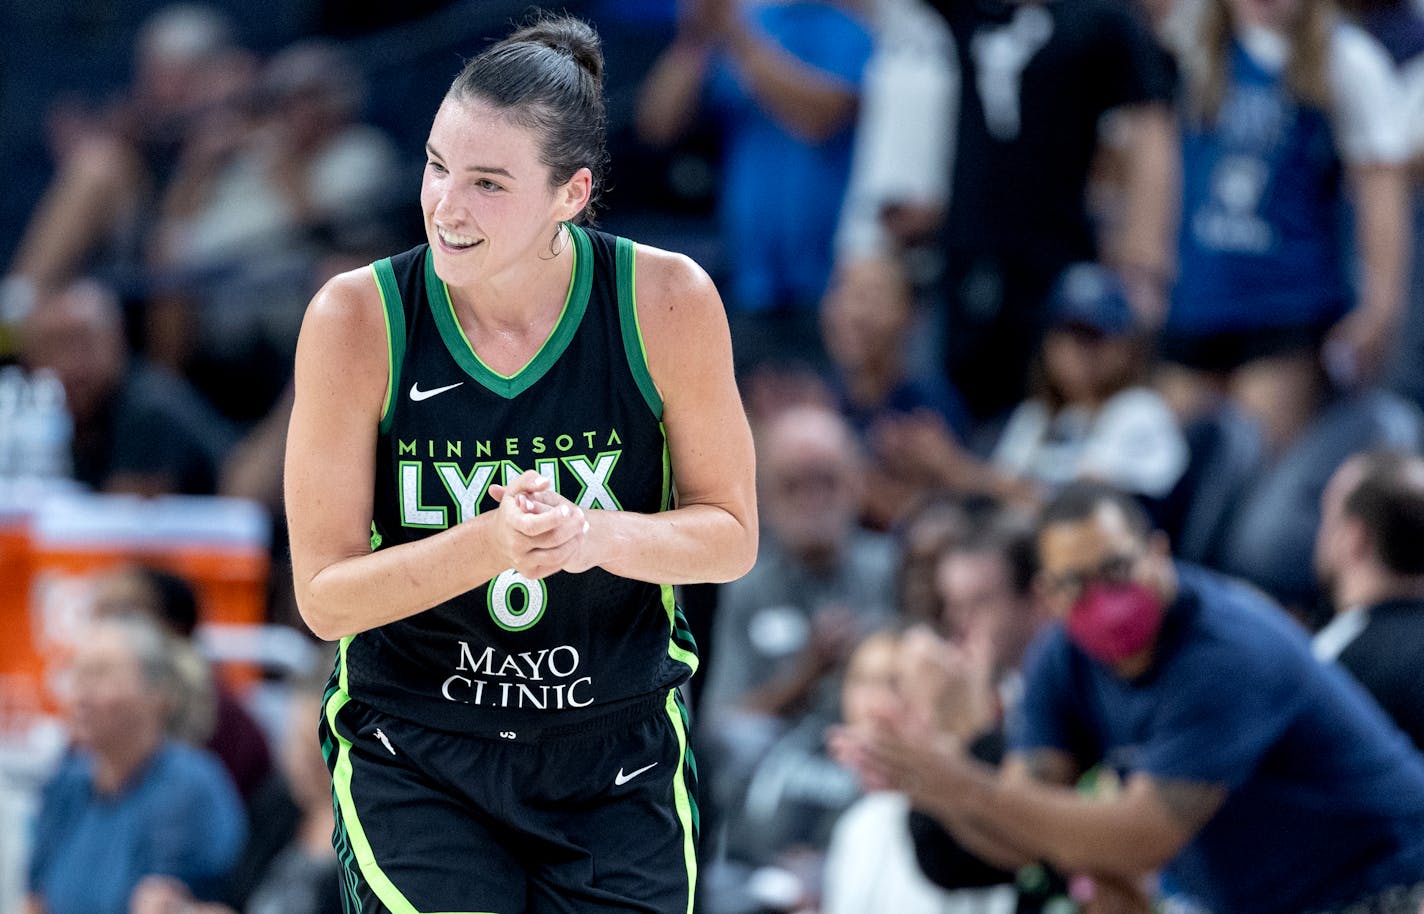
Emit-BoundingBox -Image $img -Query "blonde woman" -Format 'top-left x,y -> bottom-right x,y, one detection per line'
1160,0 -> 1410,454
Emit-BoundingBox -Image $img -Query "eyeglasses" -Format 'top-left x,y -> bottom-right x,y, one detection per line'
1039,553 -> 1140,603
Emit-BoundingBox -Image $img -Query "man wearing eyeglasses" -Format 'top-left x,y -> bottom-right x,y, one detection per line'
840,480 -> 1424,914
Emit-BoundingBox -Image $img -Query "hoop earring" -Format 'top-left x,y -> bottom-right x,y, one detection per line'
541,224 -> 569,260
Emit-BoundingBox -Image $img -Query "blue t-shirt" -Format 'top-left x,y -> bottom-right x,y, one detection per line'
28,741 -> 247,914
1012,565 -> 1424,914
706,1 -> 873,313
1170,41 -> 1352,338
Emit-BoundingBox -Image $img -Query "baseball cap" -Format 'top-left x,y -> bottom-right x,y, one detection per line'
1047,263 -> 1136,337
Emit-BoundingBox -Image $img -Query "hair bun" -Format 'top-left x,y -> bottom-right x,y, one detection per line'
449,12 -> 610,224
515,16 -> 604,83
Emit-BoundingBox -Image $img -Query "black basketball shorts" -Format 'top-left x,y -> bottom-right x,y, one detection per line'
319,685 -> 699,914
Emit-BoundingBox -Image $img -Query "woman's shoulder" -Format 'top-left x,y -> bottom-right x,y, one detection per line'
625,239 -> 716,299
1330,18 -> 1396,70
621,240 -> 724,339
1329,18 -> 1403,101
1327,20 -> 1410,164
298,259 -> 389,353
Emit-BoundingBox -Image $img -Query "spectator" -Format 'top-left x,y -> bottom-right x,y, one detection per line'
820,253 -> 971,527
1313,450 -> 1424,753
821,629 -> 1012,914
987,264 -> 1187,500
637,0 -> 874,372
701,404 -> 895,727
130,662 -> 341,914
237,667 -> 338,914
823,254 -> 970,440
922,0 -> 1177,422
697,404 -> 892,911
891,491 -> 976,627
738,360 -> 838,436
146,40 -> 400,421
91,565 -> 275,799
152,39 -> 398,273
18,278 -> 235,495
834,0 -> 956,258
91,563 -> 293,909
876,263 -> 1188,509
897,514 -> 1070,912
7,4 -> 252,293
930,513 -> 1047,695
1159,0 -> 1411,454
840,482 -> 1424,914
91,565 -> 217,748
1336,0 -> 1424,414
1211,355 -> 1421,617
26,616 -> 246,914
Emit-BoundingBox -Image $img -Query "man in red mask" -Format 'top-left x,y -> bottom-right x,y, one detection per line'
837,481 -> 1424,914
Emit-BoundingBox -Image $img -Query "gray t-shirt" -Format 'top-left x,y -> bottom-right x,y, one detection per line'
700,529 -> 897,722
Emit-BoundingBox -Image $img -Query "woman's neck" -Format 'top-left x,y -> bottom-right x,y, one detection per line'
447,228 -> 576,330
91,730 -> 163,795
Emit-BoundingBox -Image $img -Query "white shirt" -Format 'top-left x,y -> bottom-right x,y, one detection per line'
1312,605 -> 1370,662
822,791 -> 1017,914
835,0 -> 957,257
992,387 -> 1190,498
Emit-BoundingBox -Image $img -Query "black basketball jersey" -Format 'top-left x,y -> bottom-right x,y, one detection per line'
335,224 -> 699,734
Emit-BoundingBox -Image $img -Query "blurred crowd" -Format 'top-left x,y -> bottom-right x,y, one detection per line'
4,0 -> 1424,911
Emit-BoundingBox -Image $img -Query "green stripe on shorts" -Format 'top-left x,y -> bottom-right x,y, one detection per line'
664,688 -> 698,914
323,686 -> 499,914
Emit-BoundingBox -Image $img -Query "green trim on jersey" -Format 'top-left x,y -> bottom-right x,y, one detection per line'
324,686 -> 498,914
658,426 -> 698,674
664,688 -> 698,914
614,236 -> 663,419
425,224 -> 594,399
664,586 -> 699,674
371,258 -> 408,435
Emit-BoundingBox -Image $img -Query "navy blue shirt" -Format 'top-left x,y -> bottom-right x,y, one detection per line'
1012,565 -> 1424,913
1171,41 -> 1351,338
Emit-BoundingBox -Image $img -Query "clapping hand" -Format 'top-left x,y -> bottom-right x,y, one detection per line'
488,470 -> 591,579
899,623 -> 999,742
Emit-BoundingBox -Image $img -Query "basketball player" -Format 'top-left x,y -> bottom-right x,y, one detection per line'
283,15 -> 758,913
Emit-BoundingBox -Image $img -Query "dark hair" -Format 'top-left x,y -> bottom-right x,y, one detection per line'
1334,0 -> 1406,11
983,514 -> 1039,597
1342,451 -> 1424,576
1037,481 -> 1153,542
447,14 -> 608,224
136,566 -> 201,638
938,509 -> 1039,597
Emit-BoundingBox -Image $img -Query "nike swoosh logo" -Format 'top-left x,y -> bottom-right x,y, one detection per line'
409,381 -> 464,402
614,762 -> 658,786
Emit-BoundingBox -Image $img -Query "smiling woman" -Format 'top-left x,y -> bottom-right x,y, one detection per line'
282,11 -> 757,914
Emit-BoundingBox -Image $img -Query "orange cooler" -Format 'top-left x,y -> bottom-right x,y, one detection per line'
7,492 -> 270,723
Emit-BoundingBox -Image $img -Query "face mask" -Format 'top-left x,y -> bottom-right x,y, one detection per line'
1066,580 -> 1165,665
